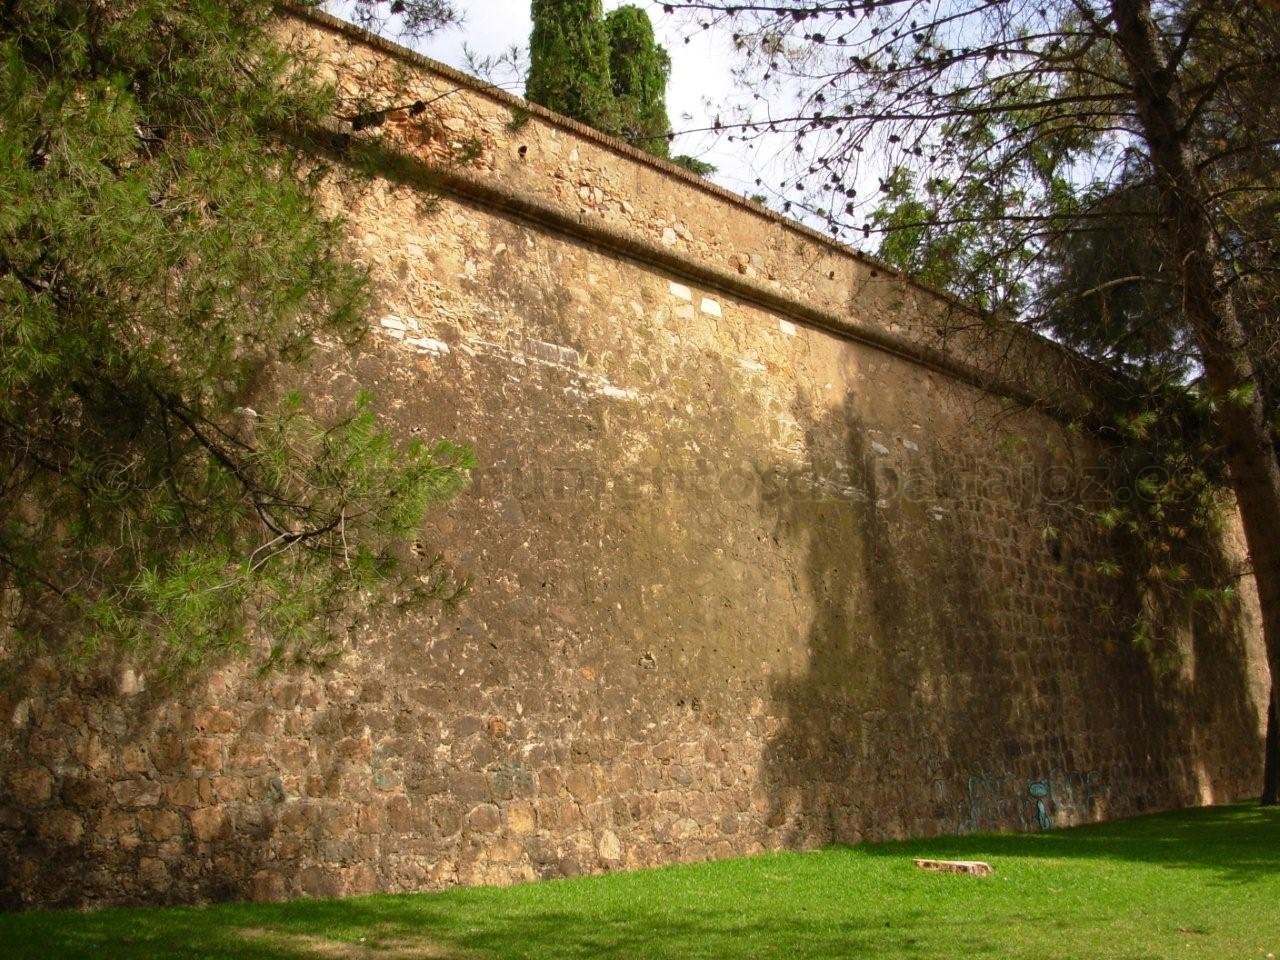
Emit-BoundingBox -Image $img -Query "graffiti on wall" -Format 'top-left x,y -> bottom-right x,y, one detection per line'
965,768 -> 1104,832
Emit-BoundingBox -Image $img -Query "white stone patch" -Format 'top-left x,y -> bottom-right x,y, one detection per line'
379,315 -> 408,336
668,282 -> 692,301
598,829 -> 623,862
661,227 -> 679,246
700,297 -> 722,317
739,359 -> 767,374
596,383 -> 639,400
901,438 -> 919,452
778,319 -> 797,336
870,441 -> 891,456
118,668 -> 143,696
404,336 -> 450,357
524,338 -> 580,368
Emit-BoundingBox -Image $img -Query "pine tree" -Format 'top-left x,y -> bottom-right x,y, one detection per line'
526,0 -> 616,131
604,5 -> 672,157
0,0 -> 469,676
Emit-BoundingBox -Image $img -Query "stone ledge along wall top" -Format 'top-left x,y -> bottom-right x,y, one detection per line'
0,5 -> 1269,908
282,2 -> 1111,419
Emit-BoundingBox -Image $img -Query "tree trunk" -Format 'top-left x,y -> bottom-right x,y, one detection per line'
1112,0 -> 1280,796
1264,688 -> 1279,805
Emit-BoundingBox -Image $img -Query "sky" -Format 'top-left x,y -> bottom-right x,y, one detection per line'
325,1 -> 782,206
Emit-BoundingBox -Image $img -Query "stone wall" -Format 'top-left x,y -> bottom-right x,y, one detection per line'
0,8 -> 1270,908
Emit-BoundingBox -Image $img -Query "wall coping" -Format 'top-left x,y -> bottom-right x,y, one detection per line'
284,3 -> 975,308
280,1 -> 1120,417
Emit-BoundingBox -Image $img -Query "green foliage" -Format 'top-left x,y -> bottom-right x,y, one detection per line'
853,60 -> 1104,313
525,0 -> 616,132
506,104 -> 532,132
604,5 -> 672,157
343,0 -> 461,38
1038,181 -> 1189,373
672,155 -> 717,176
526,1 -> 681,164
869,117 -> 1044,315
0,0 -> 468,676
1086,378 -> 1236,671
1030,175 -> 1262,668
869,123 -> 1255,670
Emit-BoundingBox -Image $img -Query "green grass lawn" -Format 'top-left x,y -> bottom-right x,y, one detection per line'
2,803 -> 1277,959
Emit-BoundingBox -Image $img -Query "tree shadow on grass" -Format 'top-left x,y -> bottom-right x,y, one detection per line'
0,898 -> 947,960
849,802 -> 1280,885
2,804 -> 1275,960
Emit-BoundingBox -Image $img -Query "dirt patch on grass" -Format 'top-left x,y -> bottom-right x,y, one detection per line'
238,926 -> 471,959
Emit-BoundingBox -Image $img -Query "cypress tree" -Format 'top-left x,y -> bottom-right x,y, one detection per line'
603,6 -> 672,158
526,0 -> 616,130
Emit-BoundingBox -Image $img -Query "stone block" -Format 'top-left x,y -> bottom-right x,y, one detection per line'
139,809 -> 183,842
465,803 -> 502,833
431,799 -> 464,838
189,806 -> 229,843
670,818 -> 700,841
193,706 -> 239,735
485,716 -> 508,738
138,856 -> 170,892
504,800 -> 536,836
564,767 -> 597,802
320,803 -> 357,838
597,829 -> 623,863
112,779 -> 161,809
251,870 -> 288,902
38,809 -> 85,846
358,800 -> 387,835
299,865 -> 344,899
278,738 -> 312,769
164,778 -> 212,808
449,770 -> 489,803
8,766 -> 53,806
385,795 -> 412,832
121,746 -> 149,775
186,738 -> 223,773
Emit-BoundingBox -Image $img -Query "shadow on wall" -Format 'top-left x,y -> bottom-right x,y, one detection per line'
755,389 -> 1265,848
